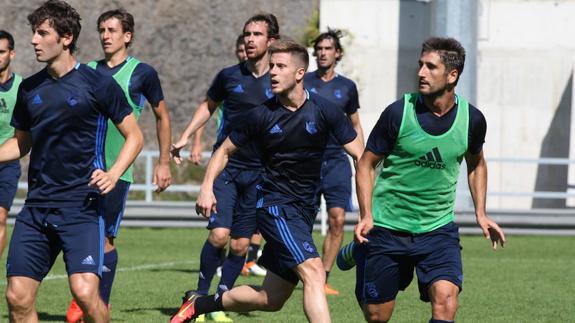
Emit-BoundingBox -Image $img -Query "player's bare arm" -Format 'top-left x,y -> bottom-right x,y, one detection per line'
195,137 -> 238,218
189,124 -> 205,165
466,149 -> 506,250
90,112 -> 143,194
171,97 -> 219,164
349,111 -> 365,148
151,100 -> 172,192
0,130 -> 32,162
354,150 -> 383,243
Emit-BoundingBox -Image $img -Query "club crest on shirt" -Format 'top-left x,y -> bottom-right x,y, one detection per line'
67,96 -> 79,107
305,121 -> 317,134
334,89 -> 342,99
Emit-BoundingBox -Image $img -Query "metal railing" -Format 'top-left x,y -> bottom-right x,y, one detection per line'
15,151 -> 575,234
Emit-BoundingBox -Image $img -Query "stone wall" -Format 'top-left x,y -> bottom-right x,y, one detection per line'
1,0 -> 317,148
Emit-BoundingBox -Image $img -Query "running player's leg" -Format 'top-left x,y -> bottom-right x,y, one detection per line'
217,169 -> 261,295
0,161 -> 20,258
197,168 -> 238,295
414,222 -> 463,322
5,207 -> 61,321
320,157 -> 353,293
356,227 -> 415,323
61,199 -> 108,322
100,180 -> 130,305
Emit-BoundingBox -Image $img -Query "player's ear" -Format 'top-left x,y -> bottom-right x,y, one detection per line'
295,66 -> 305,81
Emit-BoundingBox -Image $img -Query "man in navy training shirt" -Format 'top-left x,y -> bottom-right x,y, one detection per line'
171,14 -> 279,322
304,28 -> 364,296
0,1 -> 143,322
171,39 -> 363,323
65,9 -> 172,323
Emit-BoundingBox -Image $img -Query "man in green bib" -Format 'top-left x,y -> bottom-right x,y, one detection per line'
66,9 -> 172,322
352,37 -> 506,323
0,30 -> 21,259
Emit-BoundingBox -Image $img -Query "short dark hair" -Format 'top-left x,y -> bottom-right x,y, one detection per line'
421,37 -> 466,83
235,34 -> 245,48
0,30 -> 15,50
268,39 -> 309,71
244,13 -> 280,40
313,28 -> 344,62
27,0 -> 81,54
97,9 -> 135,48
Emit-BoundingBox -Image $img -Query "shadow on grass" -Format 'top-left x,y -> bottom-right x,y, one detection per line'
38,312 -> 67,321
122,306 -> 180,316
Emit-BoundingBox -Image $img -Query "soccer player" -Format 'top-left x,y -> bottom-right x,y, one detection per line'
190,34 -> 267,280
65,9 -> 172,322
1,1 -> 143,322
171,14 -> 279,322
304,28 -> 364,295
352,37 -> 506,323
0,30 -> 21,259
171,39 -> 363,323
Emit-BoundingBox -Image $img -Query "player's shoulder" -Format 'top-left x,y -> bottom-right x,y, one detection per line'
334,73 -> 357,88
217,62 -> 246,79
20,68 -> 50,92
304,71 -> 318,81
308,91 -> 334,109
133,60 -> 158,75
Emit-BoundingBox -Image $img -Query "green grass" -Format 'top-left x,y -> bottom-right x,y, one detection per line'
1,227 -> 574,322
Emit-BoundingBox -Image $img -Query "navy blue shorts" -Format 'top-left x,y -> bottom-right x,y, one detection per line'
208,166 -> 262,238
318,156 -> 353,211
0,161 -> 21,210
101,180 -> 130,238
257,204 -> 320,284
6,195 -> 105,281
355,222 -> 463,304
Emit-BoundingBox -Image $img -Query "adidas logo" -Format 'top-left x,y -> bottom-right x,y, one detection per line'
269,123 -> 282,134
31,94 -> 43,105
81,255 -> 95,266
233,84 -> 244,93
309,87 -> 318,94
414,147 -> 446,170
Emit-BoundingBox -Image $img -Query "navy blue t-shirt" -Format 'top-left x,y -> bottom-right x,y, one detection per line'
11,64 -> 132,207
208,62 -> 273,169
366,96 -> 486,156
229,92 -> 357,213
304,72 -> 360,159
93,58 -> 164,107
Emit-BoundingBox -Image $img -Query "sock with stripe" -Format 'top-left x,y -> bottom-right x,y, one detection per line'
197,240 -> 223,295
99,249 -> 118,305
195,294 -> 224,315
217,253 -> 245,296
429,319 -> 454,323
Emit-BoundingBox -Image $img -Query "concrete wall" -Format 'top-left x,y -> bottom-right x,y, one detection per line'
320,0 -> 575,209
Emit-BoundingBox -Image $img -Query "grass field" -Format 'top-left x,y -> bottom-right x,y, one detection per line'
1,226 -> 574,322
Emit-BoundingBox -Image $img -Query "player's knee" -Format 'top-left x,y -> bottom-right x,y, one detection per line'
6,286 -> 34,310
364,311 -> 390,323
70,284 -> 98,308
298,258 -> 325,284
229,239 -> 249,255
431,289 -> 458,317
208,230 -> 229,248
